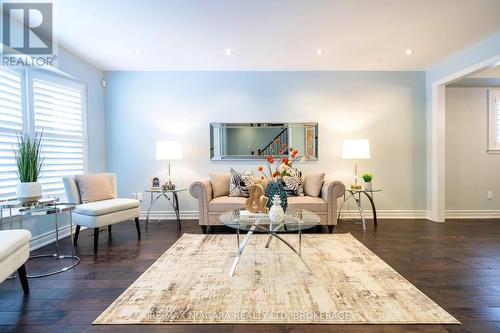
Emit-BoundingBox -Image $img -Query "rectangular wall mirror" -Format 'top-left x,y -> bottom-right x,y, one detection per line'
210,123 -> 318,160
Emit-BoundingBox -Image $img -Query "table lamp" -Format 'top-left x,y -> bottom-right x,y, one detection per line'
156,141 -> 183,190
342,139 -> 370,190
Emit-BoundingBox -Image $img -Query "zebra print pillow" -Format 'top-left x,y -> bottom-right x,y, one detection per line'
229,168 -> 255,197
282,167 -> 304,197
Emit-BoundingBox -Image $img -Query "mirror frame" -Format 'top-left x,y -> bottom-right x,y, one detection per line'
210,122 -> 318,161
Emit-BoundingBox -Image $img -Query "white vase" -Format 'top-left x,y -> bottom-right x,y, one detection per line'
16,182 -> 42,203
363,181 -> 373,191
269,195 -> 285,223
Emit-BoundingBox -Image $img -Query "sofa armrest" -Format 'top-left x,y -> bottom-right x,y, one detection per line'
189,180 -> 213,226
321,179 -> 345,202
321,179 -> 346,226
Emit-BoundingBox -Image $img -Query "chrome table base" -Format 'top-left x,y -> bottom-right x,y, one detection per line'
145,190 -> 181,231
26,206 -> 80,278
27,254 -> 80,278
228,220 -> 312,277
338,190 -> 378,232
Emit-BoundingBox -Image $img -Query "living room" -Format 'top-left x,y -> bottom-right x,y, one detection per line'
0,1 -> 500,332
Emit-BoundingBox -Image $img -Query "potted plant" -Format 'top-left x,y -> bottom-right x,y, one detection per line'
14,132 -> 44,203
362,173 -> 373,191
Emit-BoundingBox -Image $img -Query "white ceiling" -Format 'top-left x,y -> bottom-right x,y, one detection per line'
47,0 -> 500,71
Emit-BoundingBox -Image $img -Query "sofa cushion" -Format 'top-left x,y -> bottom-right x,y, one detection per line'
303,173 -> 325,197
0,230 -> 31,262
287,196 -> 327,212
209,173 -> 229,198
208,195 -> 327,213
209,196 -> 246,212
74,198 -> 140,216
75,173 -> 115,203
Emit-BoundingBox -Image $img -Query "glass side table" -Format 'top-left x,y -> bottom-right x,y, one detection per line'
0,197 -> 58,230
337,189 -> 382,232
0,199 -> 80,278
144,188 -> 188,231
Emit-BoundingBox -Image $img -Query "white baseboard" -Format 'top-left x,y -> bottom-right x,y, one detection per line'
29,224 -> 82,251
445,210 -> 500,219
142,210 -> 430,220
140,210 -> 199,220
339,210 -> 429,219
142,209 -> 500,220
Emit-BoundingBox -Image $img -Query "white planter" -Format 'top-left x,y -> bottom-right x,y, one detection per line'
16,182 -> 42,203
269,195 -> 285,223
363,181 -> 373,191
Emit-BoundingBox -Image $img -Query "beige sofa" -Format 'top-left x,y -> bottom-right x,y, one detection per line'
189,176 -> 345,233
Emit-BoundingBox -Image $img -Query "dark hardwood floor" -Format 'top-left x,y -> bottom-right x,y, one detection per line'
1,218 -> 500,333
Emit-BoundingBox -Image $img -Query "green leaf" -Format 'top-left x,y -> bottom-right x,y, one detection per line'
13,131 -> 44,182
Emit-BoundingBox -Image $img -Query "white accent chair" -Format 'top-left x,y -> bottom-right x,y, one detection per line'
63,173 -> 141,253
0,230 -> 31,293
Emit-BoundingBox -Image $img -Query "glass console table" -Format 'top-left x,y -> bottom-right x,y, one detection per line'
0,199 -> 80,278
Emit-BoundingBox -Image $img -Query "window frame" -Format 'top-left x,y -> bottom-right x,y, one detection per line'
26,69 -> 89,177
0,68 -> 26,201
488,89 -> 500,153
0,68 -> 88,201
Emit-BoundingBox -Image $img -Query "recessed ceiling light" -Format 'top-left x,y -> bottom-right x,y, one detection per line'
225,48 -> 233,56
316,49 -> 323,56
135,49 -> 144,55
405,48 -> 414,55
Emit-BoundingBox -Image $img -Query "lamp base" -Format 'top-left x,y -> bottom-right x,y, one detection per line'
350,184 -> 362,190
162,182 -> 176,191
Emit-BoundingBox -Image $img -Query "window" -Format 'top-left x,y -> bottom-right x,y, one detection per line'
0,69 -> 23,201
488,89 -> 500,153
32,73 -> 86,198
0,69 -> 87,201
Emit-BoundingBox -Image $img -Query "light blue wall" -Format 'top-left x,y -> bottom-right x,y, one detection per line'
104,71 -> 427,215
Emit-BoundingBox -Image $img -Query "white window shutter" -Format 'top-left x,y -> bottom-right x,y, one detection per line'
0,69 -> 23,201
33,78 -> 85,198
496,98 -> 500,143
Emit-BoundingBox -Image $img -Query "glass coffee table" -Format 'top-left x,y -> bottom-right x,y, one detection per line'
219,208 -> 321,276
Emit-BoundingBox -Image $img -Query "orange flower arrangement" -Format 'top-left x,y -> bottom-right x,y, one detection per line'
257,142 -> 308,181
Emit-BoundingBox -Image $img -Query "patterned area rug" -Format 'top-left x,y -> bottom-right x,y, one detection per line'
94,233 -> 459,324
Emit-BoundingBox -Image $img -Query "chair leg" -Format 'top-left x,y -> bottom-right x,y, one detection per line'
94,228 -> 99,253
17,264 -> 29,293
135,217 -> 141,240
328,225 -> 335,234
74,225 -> 81,245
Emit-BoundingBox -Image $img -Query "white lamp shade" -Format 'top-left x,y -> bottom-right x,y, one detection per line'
342,139 -> 370,159
156,141 -> 183,160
